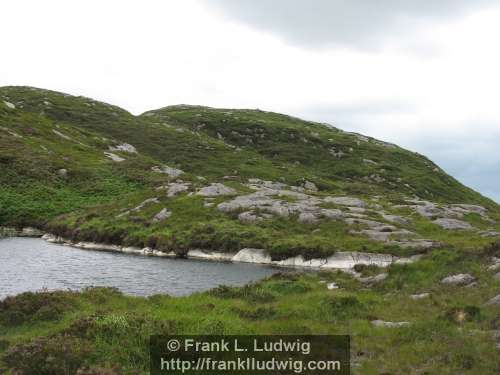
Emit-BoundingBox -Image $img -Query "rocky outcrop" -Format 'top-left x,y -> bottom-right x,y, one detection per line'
324,196 -> 365,208
197,183 -> 236,197
441,273 -> 476,286
433,218 -> 473,230
410,293 -> 430,300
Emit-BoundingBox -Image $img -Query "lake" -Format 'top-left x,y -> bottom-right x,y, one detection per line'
0,237 -> 279,299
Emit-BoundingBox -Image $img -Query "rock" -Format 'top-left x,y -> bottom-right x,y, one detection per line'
166,182 -> 190,197
433,218 -> 473,230
485,294 -> 500,306
232,248 -> 272,264
298,212 -> 318,224
303,180 -> 318,192
19,227 -> 44,237
371,320 -> 410,328
57,168 -> 68,177
104,152 -> 125,162
410,293 -> 430,300
238,211 -> 262,224
327,282 -> 339,290
117,198 -> 160,217
325,196 -> 365,208
152,208 -> 171,222
52,129 -> 72,141
151,165 -> 184,177
3,100 -> 15,109
480,231 -> 500,238
109,143 -> 137,153
494,272 -> 500,281
363,159 -> 378,165
197,183 -> 236,197
441,273 -> 476,286
450,204 -> 488,215
359,273 -> 388,284
320,209 -> 344,220
382,214 -> 410,226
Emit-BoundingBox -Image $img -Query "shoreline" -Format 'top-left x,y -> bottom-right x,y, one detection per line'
38,232 -> 422,271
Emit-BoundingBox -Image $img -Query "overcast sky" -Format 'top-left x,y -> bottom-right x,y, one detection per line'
1,0 -> 499,202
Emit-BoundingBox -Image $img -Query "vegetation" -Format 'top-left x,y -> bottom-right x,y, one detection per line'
1,86 -> 500,374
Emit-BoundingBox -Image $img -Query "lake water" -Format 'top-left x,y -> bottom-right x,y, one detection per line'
0,237 -> 279,299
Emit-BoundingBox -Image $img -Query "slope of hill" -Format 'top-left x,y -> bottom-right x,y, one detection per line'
1,86 -> 499,260
1,86 -> 500,374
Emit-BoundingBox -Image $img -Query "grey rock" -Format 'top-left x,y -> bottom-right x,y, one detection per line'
3,100 -> 15,109
152,208 -> 171,222
327,282 -> 339,290
104,152 -> 125,162
151,165 -> 184,177
57,168 -> 68,177
303,180 -> 318,192
197,183 -> 236,197
441,273 -> 475,286
382,214 -> 410,226
371,320 -> 410,328
238,211 -> 262,224
109,143 -> 137,153
485,294 -> 500,306
166,182 -> 190,197
359,273 -> 388,284
325,196 -> 365,207
410,293 -> 430,300
433,218 -> 473,230
298,212 -> 318,224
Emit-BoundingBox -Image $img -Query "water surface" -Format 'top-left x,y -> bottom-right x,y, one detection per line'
0,237 -> 279,299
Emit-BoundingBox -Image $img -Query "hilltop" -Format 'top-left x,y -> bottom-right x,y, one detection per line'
1,86 -> 499,259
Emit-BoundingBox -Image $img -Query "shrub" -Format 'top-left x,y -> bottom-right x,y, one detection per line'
0,291 -> 74,326
3,335 -> 92,375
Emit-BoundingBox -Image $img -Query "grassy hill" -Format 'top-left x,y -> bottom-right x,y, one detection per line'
1,86 -> 500,374
1,86 -> 498,258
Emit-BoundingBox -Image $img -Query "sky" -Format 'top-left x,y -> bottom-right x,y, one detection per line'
1,0 -> 499,202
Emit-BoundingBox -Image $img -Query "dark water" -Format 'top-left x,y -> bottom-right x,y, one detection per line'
0,238 -> 278,299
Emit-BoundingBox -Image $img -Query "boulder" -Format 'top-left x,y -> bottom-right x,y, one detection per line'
382,214 -> 410,226
232,248 -> 272,264
441,273 -> 475,286
327,282 -> 339,290
303,180 -> 318,192
57,168 -> 68,177
3,100 -> 15,109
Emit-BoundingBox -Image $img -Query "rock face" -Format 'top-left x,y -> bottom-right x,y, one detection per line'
433,218 -> 473,230
3,100 -> 15,109
151,165 -> 184,177
441,273 -> 476,286
197,183 -> 236,197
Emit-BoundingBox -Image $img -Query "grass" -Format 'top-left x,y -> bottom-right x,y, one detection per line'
1,242 -> 499,374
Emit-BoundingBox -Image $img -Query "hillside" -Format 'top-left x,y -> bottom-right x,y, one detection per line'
1,86 -> 499,259
1,86 -> 500,374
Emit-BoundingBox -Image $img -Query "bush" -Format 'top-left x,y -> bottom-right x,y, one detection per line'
0,291 -> 74,326
3,335 -> 92,375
